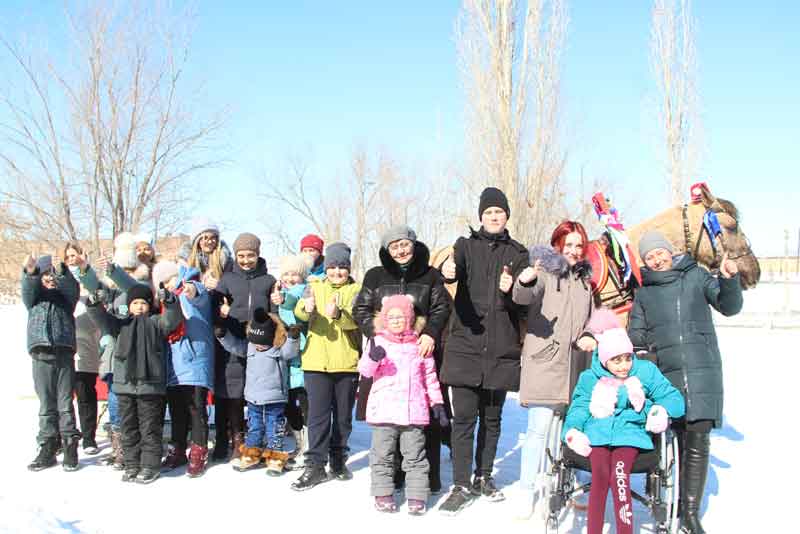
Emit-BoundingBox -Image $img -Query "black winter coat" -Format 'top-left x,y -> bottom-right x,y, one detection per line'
213,258 -> 277,399
353,241 -> 452,420
627,255 -> 743,427
353,241 -> 452,340
440,227 -> 529,391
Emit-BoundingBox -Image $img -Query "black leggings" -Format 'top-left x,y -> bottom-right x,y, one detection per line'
167,385 -> 209,450
74,372 -> 98,441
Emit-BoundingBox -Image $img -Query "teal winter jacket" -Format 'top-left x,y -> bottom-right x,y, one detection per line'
563,352 -> 685,450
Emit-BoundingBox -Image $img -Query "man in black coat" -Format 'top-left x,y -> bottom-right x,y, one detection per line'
437,187 -> 529,515
628,230 -> 742,534
353,225 -> 452,492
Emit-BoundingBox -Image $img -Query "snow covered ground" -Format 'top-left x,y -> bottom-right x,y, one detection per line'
0,288 -> 793,533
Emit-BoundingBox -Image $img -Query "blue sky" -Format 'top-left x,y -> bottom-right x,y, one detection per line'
1,1 -> 798,256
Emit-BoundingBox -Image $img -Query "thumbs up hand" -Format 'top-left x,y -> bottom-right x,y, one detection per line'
304,289 -> 316,314
271,280 -> 284,305
441,254 -> 456,279
499,264 -> 513,293
326,292 -> 341,319
22,254 -> 36,274
220,296 -> 231,319
156,282 -> 169,302
95,251 -> 112,274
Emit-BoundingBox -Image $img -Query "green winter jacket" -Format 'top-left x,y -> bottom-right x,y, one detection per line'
563,353 -> 686,450
627,255 -> 742,427
22,266 -> 80,358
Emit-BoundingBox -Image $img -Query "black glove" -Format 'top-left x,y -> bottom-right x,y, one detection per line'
368,338 -> 386,362
432,404 -> 449,427
214,324 -> 227,339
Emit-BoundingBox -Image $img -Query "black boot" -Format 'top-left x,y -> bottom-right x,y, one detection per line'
329,455 -> 352,481
28,438 -> 58,471
680,430 -> 710,534
291,464 -> 330,491
62,436 -> 80,471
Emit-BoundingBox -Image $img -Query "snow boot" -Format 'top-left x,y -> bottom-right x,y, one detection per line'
374,495 -> 398,513
438,486 -> 476,516
265,450 -> 290,477
187,443 -> 208,478
680,431 -> 710,534
122,466 -> 140,482
103,430 -> 125,470
407,498 -> 427,516
230,432 -> 245,463
62,436 -> 80,471
161,444 -> 188,472
470,475 -> 505,502
136,467 -> 160,484
27,438 -> 58,472
329,455 -> 352,481
211,436 -> 229,462
82,437 -> 100,456
234,446 -> 263,472
290,464 -> 330,491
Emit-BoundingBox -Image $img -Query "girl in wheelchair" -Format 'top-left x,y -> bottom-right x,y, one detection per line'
562,312 -> 685,534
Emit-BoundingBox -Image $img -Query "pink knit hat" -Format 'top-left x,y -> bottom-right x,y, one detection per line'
597,328 -> 634,366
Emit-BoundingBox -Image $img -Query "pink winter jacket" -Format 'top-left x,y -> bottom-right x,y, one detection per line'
358,335 -> 444,426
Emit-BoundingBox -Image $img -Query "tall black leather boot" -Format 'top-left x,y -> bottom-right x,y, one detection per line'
680,430 -> 710,534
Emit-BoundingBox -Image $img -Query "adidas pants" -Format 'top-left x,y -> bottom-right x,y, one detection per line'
588,446 -> 638,534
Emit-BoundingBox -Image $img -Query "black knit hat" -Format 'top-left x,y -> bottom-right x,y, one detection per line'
126,283 -> 154,308
247,308 -> 276,346
478,187 -> 510,219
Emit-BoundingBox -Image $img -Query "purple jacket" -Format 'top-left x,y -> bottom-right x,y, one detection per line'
358,334 -> 444,426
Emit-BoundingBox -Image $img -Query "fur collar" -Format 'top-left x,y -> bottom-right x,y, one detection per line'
528,245 -> 592,280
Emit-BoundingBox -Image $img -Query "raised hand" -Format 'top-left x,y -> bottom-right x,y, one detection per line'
499,264 -> 513,293
441,254 -> 456,279
518,259 -> 542,284
22,254 -> 36,274
271,280 -> 284,305
220,296 -> 231,319
304,290 -> 316,314
95,251 -> 112,274
719,252 -> 738,279
203,273 -> 219,290
182,281 -> 198,299
576,335 -> 597,352
325,292 -> 340,319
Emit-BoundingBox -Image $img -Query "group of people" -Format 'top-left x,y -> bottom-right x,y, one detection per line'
21,186 -> 742,532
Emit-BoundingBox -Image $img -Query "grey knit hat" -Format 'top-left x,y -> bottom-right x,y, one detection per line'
324,242 -> 351,270
638,230 -> 674,260
381,225 -> 417,250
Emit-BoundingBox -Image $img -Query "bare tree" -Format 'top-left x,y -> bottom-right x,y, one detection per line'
0,1 -> 224,253
456,0 -> 569,244
651,0 -> 700,206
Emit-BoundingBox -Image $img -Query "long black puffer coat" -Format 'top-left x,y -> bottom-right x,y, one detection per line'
627,255 -> 743,427
440,227 -> 529,392
353,241 -> 452,420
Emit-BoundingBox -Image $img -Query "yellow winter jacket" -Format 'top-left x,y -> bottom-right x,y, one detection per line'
294,278 -> 362,373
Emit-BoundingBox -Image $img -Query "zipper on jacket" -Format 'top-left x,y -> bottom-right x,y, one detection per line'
677,275 -> 691,413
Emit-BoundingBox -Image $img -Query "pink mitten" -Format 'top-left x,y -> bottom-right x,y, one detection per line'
565,428 -> 592,457
645,405 -> 669,434
625,376 -> 645,412
590,377 -> 619,418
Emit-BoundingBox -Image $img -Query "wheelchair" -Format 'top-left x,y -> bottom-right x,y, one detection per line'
537,405 -> 680,534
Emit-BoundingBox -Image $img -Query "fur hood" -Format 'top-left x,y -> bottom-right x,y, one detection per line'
528,245 -> 592,281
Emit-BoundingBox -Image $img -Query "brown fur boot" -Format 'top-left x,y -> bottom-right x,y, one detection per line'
234,446 -> 263,472
266,450 -> 290,477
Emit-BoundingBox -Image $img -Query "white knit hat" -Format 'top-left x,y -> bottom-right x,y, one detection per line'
279,255 -> 308,280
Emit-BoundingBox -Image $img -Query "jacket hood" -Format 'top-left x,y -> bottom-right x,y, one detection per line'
528,245 -> 592,280
641,254 -> 695,287
378,241 -> 431,280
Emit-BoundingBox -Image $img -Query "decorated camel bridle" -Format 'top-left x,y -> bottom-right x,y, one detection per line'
682,182 -> 754,269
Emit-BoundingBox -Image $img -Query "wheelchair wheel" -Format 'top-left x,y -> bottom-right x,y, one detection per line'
540,413 -> 563,521
655,431 -> 681,534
